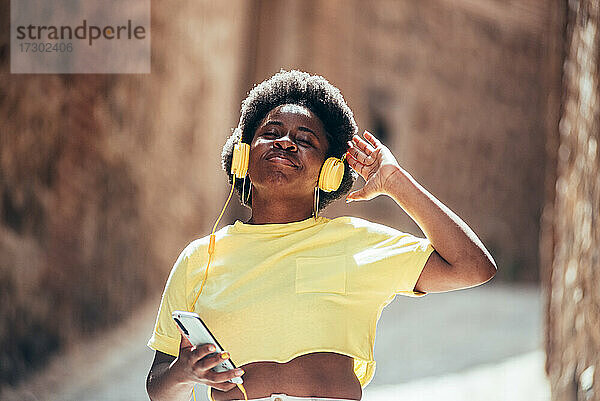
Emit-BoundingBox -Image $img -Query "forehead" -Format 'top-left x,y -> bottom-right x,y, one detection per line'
261,104 -> 325,132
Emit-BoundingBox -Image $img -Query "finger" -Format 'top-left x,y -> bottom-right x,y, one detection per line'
194,350 -> 231,371
346,147 -> 378,180
346,188 -> 375,202
177,328 -> 194,351
364,130 -> 383,148
347,141 -> 376,166
187,343 -> 219,364
203,367 -> 245,385
345,151 -> 369,179
208,381 -> 238,392
351,134 -> 376,155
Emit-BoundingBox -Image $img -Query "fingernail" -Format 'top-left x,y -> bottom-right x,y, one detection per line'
235,369 -> 244,376
221,351 -> 230,359
208,345 -> 216,352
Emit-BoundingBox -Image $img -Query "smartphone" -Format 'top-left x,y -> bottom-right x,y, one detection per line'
172,310 -> 243,384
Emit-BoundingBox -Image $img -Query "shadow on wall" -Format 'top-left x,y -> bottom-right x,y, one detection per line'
0,83 -> 151,384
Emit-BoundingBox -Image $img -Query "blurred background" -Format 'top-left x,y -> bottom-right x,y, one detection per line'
0,0 -> 598,400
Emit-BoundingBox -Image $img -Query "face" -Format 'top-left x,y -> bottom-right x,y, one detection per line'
247,104 -> 330,196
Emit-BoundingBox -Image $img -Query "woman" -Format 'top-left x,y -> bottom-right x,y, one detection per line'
146,70 -> 496,401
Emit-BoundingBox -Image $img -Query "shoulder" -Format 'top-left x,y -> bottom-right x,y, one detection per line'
326,216 -> 430,251
327,215 -> 404,237
177,225 -> 233,264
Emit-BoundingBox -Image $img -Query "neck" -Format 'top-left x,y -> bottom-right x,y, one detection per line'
248,186 -> 315,224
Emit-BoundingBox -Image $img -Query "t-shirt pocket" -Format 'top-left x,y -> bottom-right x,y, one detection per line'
295,255 -> 346,295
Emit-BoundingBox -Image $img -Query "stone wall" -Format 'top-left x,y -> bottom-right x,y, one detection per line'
0,0 -> 248,385
543,1 -> 600,400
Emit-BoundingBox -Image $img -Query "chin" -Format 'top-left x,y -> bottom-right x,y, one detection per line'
256,173 -> 310,195
264,171 -> 297,187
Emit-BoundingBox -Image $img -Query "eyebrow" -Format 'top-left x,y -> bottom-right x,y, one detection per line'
263,120 -> 320,141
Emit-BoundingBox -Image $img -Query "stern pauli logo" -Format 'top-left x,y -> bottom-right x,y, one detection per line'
11,0 -> 150,73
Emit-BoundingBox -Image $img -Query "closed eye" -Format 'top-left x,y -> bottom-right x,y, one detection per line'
260,128 -> 313,147
297,138 -> 313,147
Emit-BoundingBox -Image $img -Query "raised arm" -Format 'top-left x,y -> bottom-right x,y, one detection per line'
345,131 -> 497,293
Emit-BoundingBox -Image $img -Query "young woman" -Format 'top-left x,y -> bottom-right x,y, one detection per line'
146,70 -> 496,401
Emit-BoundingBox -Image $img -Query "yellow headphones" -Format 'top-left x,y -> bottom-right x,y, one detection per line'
231,137 -> 346,192
316,155 -> 346,192
231,139 -> 251,180
192,134 -> 346,401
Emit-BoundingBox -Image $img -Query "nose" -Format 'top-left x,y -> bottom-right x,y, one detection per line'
273,132 -> 297,151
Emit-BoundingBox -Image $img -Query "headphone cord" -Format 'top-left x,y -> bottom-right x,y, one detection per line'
190,176 -> 248,401
190,176 -> 236,309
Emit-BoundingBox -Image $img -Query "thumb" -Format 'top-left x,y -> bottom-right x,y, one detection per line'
346,188 -> 374,203
177,325 -> 194,351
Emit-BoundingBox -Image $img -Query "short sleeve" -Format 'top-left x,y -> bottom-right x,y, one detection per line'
147,248 -> 190,357
392,236 -> 435,297
349,218 -> 435,298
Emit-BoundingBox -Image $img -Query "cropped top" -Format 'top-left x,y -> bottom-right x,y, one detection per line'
147,215 -> 435,387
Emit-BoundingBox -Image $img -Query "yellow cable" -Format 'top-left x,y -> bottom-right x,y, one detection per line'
237,383 -> 248,400
190,177 -> 237,310
211,176 -> 237,234
191,177 -> 248,400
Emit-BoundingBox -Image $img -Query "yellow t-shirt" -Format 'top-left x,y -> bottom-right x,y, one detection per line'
147,215 -> 434,388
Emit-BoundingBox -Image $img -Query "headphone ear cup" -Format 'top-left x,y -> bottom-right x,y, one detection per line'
318,157 -> 345,192
231,142 -> 250,178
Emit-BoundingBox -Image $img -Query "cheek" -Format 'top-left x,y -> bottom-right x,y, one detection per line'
246,142 -> 267,178
306,155 -> 326,178
247,150 -> 259,178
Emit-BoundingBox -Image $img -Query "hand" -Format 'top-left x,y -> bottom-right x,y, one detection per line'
345,131 -> 403,202
171,329 -> 244,392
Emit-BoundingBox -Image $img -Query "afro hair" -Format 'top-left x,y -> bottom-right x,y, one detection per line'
222,69 -> 358,210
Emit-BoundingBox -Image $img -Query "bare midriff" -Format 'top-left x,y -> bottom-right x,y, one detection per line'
210,352 -> 362,400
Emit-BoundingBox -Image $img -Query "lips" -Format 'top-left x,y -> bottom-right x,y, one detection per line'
265,151 -> 299,168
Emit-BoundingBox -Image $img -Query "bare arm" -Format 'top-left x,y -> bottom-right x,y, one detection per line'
346,131 -> 497,293
147,351 -> 194,401
383,168 -> 496,292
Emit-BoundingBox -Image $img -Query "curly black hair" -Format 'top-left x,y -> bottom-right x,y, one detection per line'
222,69 -> 358,210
